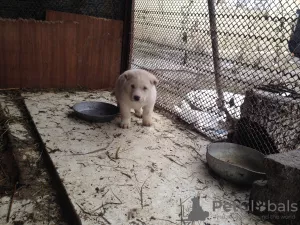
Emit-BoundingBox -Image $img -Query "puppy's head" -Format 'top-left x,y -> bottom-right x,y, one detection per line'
123,71 -> 158,103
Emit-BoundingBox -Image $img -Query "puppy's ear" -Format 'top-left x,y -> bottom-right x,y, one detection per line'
124,72 -> 132,80
151,76 -> 159,86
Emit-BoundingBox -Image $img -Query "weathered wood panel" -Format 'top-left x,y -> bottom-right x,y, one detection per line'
0,19 -> 20,88
46,10 -> 124,89
0,19 -> 78,89
0,11 -> 123,89
19,20 -> 78,89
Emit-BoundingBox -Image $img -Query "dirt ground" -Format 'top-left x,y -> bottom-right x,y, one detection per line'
0,93 -> 67,225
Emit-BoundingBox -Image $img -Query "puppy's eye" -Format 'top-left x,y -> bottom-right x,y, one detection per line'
131,84 -> 135,89
143,86 -> 147,90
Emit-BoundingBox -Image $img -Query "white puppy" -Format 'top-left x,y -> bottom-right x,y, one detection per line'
115,69 -> 159,128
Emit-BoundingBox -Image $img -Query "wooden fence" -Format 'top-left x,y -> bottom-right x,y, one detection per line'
0,11 -> 124,89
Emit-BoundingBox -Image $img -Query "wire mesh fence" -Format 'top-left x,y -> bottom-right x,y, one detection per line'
0,0 -> 126,20
131,0 -> 300,155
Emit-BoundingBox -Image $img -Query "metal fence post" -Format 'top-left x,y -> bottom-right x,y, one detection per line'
120,0 -> 135,74
207,0 -> 234,124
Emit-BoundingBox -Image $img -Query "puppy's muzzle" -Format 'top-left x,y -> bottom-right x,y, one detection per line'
133,95 -> 140,101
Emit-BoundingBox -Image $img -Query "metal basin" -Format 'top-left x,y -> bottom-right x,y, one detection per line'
73,101 -> 119,122
206,142 -> 266,186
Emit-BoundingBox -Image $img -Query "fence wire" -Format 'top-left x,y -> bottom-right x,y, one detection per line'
0,0 -> 125,20
132,0 -> 300,155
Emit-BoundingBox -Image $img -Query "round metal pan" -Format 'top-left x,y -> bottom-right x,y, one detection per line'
72,101 -> 119,123
206,142 -> 266,186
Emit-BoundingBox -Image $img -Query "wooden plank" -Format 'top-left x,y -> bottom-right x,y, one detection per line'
90,18 -> 105,89
63,22 -> 78,88
19,20 -> 39,88
109,20 -> 124,88
37,21 -> 53,89
0,19 -> 20,88
46,10 -> 123,89
18,20 -> 78,89
48,21 -> 78,88
34,20 -> 52,89
0,11 -> 122,90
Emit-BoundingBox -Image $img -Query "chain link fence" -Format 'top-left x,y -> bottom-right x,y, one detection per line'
131,0 -> 300,155
0,0 -> 126,20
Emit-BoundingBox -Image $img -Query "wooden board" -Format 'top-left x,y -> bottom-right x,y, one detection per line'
46,10 -> 124,89
0,11 -> 123,89
0,19 -> 20,88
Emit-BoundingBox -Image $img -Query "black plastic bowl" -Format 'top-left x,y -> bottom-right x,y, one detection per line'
72,101 -> 119,122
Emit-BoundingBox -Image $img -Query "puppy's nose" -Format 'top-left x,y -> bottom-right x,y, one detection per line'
133,95 -> 140,101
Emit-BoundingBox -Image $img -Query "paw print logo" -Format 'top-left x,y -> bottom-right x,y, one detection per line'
255,201 -> 266,212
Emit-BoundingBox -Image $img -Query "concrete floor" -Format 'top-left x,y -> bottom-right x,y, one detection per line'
22,91 -> 271,225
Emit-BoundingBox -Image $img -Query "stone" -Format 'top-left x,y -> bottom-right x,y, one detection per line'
232,88 -> 300,154
250,150 -> 300,225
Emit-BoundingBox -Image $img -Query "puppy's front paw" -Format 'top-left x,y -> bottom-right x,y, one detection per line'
142,118 -> 152,127
120,121 -> 130,129
134,109 -> 143,118
134,112 -> 143,118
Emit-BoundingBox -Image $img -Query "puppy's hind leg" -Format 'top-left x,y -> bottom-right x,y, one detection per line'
142,104 -> 154,127
134,108 -> 143,118
119,104 -> 131,129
